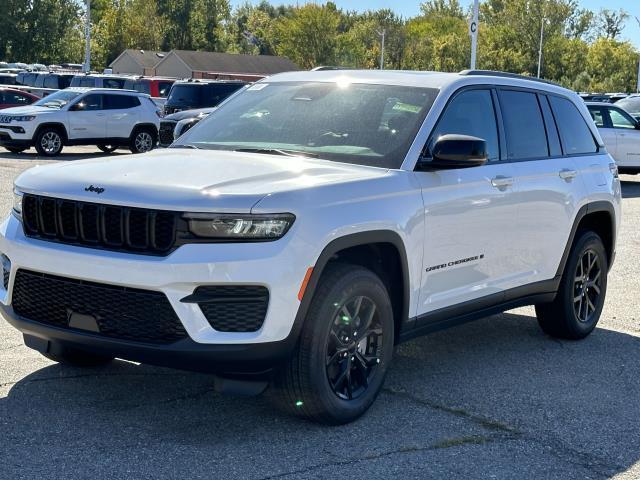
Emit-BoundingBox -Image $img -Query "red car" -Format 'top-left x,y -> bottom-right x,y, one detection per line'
0,88 -> 38,109
123,77 -> 176,98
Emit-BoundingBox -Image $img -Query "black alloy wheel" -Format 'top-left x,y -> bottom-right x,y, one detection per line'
326,295 -> 383,401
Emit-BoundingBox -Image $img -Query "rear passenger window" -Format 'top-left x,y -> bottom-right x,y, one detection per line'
430,89 -> 499,161
499,90 -> 548,160
548,96 -> 598,155
104,95 -> 140,109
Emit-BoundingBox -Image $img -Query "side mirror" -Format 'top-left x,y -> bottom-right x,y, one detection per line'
417,134 -> 488,171
69,102 -> 85,111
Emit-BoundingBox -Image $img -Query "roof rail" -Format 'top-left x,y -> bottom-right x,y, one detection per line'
459,70 -> 562,87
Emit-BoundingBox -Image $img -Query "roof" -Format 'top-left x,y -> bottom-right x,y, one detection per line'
265,70 -> 576,97
110,50 -> 167,69
65,87 -> 146,95
168,50 -> 298,75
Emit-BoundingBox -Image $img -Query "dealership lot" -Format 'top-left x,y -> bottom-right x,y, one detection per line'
0,149 -> 639,479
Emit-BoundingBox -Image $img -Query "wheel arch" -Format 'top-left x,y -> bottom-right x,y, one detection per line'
556,201 -> 616,277
34,122 -> 68,142
293,230 -> 411,344
131,123 -> 159,138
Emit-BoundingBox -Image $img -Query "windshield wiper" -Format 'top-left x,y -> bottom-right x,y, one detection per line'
234,148 -> 318,158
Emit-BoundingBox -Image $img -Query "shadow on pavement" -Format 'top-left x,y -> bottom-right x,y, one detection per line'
1,149 -> 129,162
1,311 -> 639,478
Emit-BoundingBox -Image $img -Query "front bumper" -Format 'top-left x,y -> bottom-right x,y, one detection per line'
3,304 -> 295,374
0,122 -> 37,146
0,214 -> 314,371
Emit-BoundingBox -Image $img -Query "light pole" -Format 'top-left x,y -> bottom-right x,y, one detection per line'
470,0 -> 479,69
537,3 -> 550,79
84,0 -> 91,73
377,29 -> 386,70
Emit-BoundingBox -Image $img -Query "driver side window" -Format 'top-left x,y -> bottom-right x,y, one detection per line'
429,89 -> 500,162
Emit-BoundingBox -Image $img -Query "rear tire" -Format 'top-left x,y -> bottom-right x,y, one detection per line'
536,231 -> 608,339
129,127 -> 156,154
97,144 -> 118,153
273,263 -> 395,425
5,147 -> 27,154
34,127 -> 64,157
42,345 -> 114,367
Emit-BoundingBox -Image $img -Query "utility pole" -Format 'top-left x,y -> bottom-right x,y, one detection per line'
469,0 -> 479,69
377,29 -> 386,70
84,0 -> 91,73
537,14 -> 545,78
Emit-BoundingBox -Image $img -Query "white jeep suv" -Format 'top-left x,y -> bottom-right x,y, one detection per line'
0,88 -> 160,156
0,70 -> 621,424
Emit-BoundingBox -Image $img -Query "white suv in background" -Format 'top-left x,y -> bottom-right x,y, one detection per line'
0,88 -> 160,156
586,102 -> 640,174
1,70 -> 621,424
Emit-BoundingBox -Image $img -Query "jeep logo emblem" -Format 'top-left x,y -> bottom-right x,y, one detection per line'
85,185 -> 105,194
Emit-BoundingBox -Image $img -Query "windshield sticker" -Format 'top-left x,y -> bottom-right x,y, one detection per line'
248,84 -> 268,91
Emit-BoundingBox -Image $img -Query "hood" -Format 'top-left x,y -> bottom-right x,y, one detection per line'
1,105 -> 58,115
15,148 -> 389,213
164,107 -> 216,122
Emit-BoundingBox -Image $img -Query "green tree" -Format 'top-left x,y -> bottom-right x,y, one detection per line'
273,4 -> 341,69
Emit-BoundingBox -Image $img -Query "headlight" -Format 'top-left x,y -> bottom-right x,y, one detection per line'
185,213 -> 295,240
11,115 -> 36,122
12,189 -> 23,218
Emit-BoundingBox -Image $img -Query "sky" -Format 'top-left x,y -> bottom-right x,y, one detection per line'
229,0 -> 640,47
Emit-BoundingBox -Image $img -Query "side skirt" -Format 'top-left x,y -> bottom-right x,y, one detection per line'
398,278 -> 559,344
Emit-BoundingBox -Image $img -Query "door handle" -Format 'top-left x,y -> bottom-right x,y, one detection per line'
490,175 -> 514,189
96,113 -> 105,117
559,169 -> 577,181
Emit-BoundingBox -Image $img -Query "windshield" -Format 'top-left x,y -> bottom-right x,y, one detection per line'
616,97 -> 640,116
176,82 -> 438,168
34,90 -> 81,108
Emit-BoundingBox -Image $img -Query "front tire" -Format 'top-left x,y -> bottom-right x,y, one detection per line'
42,345 -> 114,367
35,127 -> 64,157
536,231 -> 608,339
273,263 -> 395,425
129,128 -> 156,154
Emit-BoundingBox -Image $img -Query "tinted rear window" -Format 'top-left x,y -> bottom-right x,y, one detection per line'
500,90 -> 548,160
167,83 -> 245,107
548,96 -> 598,155
104,94 -> 140,109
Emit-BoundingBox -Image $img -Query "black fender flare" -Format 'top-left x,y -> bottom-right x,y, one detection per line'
289,230 -> 411,344
555,201 -> 616,278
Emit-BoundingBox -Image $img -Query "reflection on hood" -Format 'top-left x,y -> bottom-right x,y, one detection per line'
163,107 -> 217,121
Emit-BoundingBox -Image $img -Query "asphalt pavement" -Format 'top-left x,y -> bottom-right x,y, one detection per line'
0,146 -> 639,479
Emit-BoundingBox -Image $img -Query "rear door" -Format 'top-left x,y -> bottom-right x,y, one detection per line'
104,94 -> 141,139
415,88 -> 521,318
67,94 -> 107,140
607,106 -> 640,168
510,92 -> 596,287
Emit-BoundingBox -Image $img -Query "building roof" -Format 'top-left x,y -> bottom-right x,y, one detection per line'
168,50 -> 298,75
110,50 -> 167,69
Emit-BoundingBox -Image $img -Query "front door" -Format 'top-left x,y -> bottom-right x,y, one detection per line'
414,88 -> 521,319
67,94 -> 106,140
